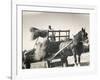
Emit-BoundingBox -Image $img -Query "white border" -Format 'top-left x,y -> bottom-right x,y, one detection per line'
12,2 -> 98,80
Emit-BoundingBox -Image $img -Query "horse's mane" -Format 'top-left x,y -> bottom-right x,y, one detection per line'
74,31 -> 82,42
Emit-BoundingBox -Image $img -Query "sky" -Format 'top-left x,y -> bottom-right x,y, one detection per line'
22,11 -> 89,50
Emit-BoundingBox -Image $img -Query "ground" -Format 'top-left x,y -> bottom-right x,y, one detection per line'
30,52 -> 89,68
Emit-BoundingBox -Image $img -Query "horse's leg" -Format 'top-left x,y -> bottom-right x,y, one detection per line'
61,56 -> 68,67
61,57 -> 64,67
61,56 -> 67,67
78,54 -> 81,66
65,57 -> 68,67
61,59 -> 63,67
60,52 -> 64,67
74,54 -> 78,66
47,60 -> 51,68
72,49 -> 78,66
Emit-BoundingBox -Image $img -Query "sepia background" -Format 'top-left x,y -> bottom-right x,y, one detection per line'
22,11 -> 89,50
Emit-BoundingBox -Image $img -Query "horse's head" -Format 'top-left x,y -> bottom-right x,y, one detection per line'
81,28 -> 88,42
73,28 -> 88,44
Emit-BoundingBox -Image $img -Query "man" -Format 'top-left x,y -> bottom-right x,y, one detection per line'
48,25 -> 56,42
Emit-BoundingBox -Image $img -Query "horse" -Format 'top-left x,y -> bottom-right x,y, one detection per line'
59,28 -> 89,66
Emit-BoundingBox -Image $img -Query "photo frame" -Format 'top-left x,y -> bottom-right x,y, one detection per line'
12,1 -> 98,80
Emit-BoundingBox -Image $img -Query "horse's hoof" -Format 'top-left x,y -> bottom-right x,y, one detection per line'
74,63 -> 78,67
74,64 -> 77,67
76,63 -> 78,66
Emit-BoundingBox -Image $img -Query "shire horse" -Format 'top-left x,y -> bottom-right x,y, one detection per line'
59,28 -> 89,66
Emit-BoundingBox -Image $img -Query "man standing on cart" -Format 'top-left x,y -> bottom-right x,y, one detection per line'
48,25 -> 56,42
